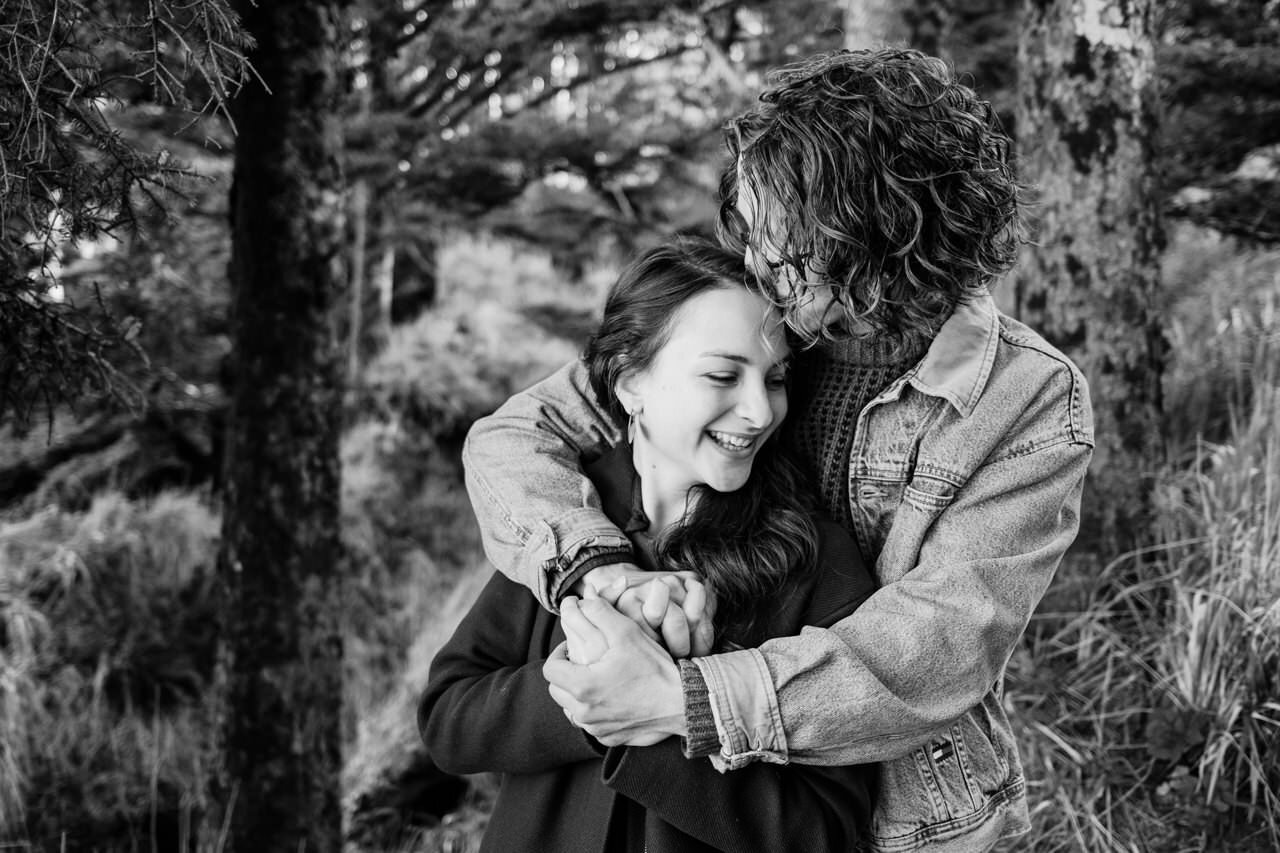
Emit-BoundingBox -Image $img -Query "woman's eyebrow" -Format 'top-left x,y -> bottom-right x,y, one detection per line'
696,351 -> 792,370
696,350 -> 749,363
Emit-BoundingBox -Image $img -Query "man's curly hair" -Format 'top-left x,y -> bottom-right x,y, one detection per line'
717,48 -> 1027,348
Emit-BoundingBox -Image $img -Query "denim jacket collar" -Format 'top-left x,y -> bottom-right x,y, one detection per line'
879,291 -> 1000,419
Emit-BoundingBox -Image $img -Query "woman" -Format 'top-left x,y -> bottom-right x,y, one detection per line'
419,238 -> 878,852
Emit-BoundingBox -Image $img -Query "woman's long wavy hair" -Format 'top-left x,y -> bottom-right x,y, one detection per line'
583,238 -> 820,647
717,48 -> 1027,350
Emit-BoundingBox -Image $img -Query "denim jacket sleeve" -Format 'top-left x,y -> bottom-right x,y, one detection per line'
693,435 -> 1092,768
462,360 -> 629,611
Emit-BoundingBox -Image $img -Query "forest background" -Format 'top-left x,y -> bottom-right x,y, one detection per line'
1,0 -> 1278,851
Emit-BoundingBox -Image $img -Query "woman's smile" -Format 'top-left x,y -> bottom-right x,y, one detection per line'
705,429 -> 761,453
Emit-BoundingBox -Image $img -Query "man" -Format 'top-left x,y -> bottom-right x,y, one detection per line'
462,48 -> 1093,852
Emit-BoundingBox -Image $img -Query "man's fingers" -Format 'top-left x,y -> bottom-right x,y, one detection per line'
620,571 -> 699,604
660,603 -> 691,658
692,613 -> 716,656
614,587 -> 646,623
578,595 -> 656,645
640,580 -> 671,629
682,578 -> 706,622
614,589 -> 662,642
681,579 -> 716,656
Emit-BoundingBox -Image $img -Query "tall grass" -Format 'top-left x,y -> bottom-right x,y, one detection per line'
1006,227 -> 1280,852
0,491 -> 220,846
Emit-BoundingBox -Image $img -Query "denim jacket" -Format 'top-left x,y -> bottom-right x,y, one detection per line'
462,292 -> 1094,852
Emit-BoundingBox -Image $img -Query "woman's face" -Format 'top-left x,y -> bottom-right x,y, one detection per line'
622,285 -> 790,507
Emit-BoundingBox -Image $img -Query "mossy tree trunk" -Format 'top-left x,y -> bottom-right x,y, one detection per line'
1015,0 -> 1165,551
211,1 -> 349,850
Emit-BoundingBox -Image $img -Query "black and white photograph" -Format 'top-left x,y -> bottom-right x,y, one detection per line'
2,1 -> 1277,851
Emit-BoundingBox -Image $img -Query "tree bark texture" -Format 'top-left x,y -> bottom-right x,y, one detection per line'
1015,0 -> 1165,550
213,2 -> 348,850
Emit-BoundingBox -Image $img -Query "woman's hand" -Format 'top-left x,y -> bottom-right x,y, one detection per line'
577,564 -> 715,658
545,597 -> 687,747
561,596 -> 610,664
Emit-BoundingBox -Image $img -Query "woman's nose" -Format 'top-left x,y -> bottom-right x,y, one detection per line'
735,380 -> 774,430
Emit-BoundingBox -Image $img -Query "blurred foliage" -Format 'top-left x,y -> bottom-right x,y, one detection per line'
1157,0 -> 1280,242
357,234 -> 584,443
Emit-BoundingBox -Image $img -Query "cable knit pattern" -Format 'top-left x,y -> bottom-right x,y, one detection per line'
787,334 -> 930,528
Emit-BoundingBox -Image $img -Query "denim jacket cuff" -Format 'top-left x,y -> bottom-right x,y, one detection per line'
693,649 -> 788,771
526,508 -> 632,611
551,543 -> 636,605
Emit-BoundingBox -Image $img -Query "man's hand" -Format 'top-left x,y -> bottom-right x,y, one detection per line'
574,563 -> 715,658
545,597 -> 687,747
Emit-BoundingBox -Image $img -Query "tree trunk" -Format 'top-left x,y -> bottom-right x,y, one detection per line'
349,179 -> 369,384
211,1 -> 349,850
1015,0 -> 1165,551
373,228 -> 396,333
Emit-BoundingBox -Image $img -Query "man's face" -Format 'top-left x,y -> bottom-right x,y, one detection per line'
734,163 -> 838,336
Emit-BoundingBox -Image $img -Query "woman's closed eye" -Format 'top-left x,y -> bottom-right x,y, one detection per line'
705,372 -> 739,386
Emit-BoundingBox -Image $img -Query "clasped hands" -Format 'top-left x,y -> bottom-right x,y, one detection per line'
543,564 -> 715,747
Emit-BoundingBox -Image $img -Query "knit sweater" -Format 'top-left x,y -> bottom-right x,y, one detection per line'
420,443 -> 877,853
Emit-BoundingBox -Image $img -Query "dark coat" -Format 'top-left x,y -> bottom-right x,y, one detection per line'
419,445 -> 878,853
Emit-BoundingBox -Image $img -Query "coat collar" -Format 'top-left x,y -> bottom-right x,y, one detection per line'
900,291 -> 1000,418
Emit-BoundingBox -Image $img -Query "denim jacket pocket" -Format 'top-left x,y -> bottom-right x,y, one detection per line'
901,469 -> 959,513
869,695 -> 1023,851
851,479 -> 906,565
867,471 -> 958,586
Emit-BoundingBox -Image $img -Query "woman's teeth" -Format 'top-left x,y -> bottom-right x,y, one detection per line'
708,430 -> 754,450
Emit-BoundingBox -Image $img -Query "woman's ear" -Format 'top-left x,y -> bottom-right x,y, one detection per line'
614,369 -> 643,416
